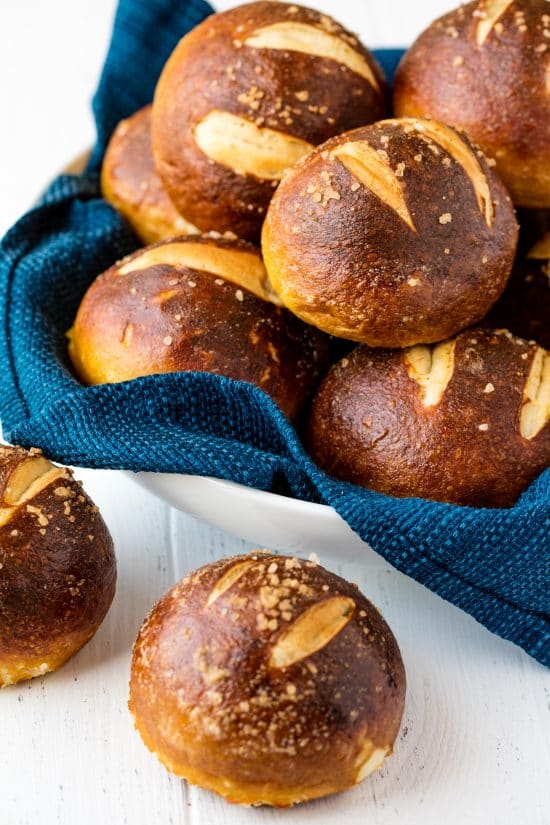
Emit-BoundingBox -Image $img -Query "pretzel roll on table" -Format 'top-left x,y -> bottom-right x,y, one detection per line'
101,105 -> 198,244
129,551 -> 406,807
393,0 -> 550,208
67,235 -> 330,421
307,328 -> 550,507
0,446 -> 116,687
152,1 -> 388,240
262,118 -> 518,347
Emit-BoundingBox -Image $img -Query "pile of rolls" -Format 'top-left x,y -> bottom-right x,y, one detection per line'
68,0 -> 550,508
8,0 -> 549,810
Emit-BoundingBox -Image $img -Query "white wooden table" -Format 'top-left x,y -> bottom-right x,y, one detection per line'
1,2 -> 549,824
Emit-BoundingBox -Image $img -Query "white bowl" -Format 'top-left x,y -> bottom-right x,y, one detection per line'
129,472 -> 383,564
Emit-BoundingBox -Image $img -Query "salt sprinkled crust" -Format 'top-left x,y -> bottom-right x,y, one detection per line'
0,446 -> 116,687
262,118 -> 518,347
152,1 -> 388,241
393,0 -> 550,208
307,328 -> 550,507
129,550 -> 405,807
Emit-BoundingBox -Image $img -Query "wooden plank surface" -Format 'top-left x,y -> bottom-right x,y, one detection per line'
1,470 -> 548,825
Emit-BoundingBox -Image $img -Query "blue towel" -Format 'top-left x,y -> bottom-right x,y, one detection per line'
0,0 -> 548,666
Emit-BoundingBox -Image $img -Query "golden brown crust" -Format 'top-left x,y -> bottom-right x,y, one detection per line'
307,328 -> 550,507
129,551 -> 405,807
393,0 -> 550,208
67,235 -> 330,422
152,1 -> 388,241
0,446 -> 116,687
486,229 -> 550,347
262,118 -> 518,347
101,105 -> 198,244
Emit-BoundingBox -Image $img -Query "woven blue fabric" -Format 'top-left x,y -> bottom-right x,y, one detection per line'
0,0 -> 548,666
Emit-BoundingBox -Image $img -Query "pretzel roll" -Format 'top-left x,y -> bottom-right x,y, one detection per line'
101,106 -> 198,244
307,329 -> 550,507
393,0 -> 550,208
262,118 -> 518,347
152,1 -> 388,241
67,236 -> 330,421
0,446 -> 116,687
129,551 -> 405,807
487,230 -> 550,348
